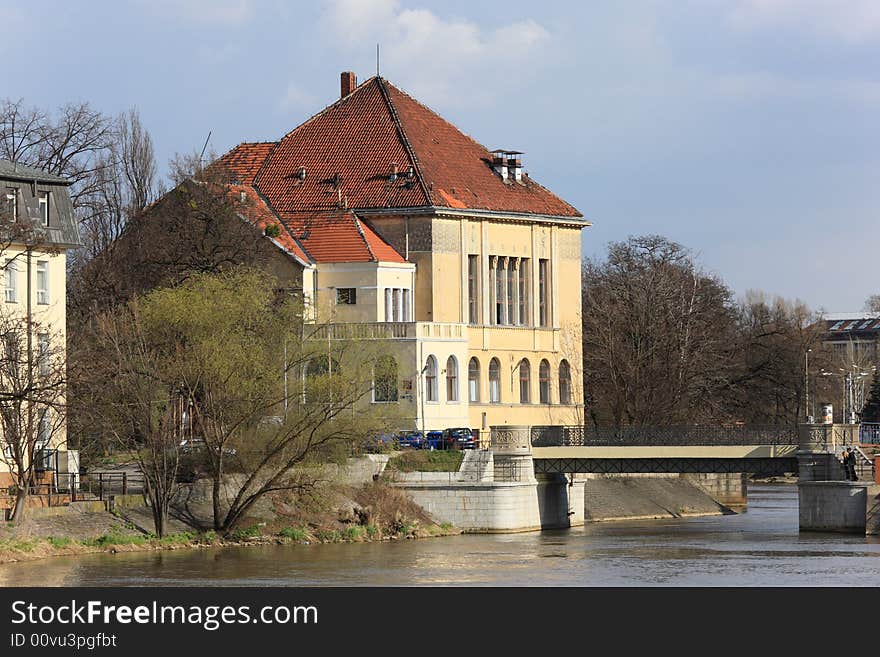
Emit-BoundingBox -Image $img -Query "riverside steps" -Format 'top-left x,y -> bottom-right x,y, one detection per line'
796,423 -> 880,534
388,424 -> 802,533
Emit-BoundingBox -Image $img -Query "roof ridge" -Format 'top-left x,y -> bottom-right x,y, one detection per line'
251,182 -> 313,264
381,80 -> 582,217
352,214 -> 376,261
376,78 -> 433,206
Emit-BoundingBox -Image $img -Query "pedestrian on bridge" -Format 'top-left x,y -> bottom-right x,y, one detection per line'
845,448 -> 858,481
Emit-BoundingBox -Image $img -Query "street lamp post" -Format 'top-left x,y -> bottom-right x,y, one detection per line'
805,348 -> 812,422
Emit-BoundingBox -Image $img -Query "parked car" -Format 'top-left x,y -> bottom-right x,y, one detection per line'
395,430 -> 426,449
424,430 -> 444,450
441,427 -> 476,450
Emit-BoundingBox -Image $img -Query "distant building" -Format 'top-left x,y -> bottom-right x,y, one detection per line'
210,71 -> 590,435
821,312 -> 880,366
0,159 -> 81,490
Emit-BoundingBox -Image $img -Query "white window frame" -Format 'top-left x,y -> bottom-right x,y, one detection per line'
37,332 -> 50,377
5,258 -> 17,303
36,260 -> 49,305
38,191 -> 49,226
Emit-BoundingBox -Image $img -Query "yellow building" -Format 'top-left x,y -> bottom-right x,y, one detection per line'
0,160 -> 80,489
218,72 -> 588,438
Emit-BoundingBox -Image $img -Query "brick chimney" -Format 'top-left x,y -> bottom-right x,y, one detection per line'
341,71 -> 357,98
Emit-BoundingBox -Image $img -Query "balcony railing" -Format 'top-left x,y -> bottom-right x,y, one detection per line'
307,322 -> 467,341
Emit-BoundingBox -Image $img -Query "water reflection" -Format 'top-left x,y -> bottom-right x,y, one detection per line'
1,485 -> 878,587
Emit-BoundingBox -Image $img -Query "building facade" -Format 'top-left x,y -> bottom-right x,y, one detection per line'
0,160 -> 80,488
217,72 -> 589,436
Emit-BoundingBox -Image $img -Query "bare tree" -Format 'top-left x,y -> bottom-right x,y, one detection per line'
0,313 -> 67,524
582,235 -> 737,427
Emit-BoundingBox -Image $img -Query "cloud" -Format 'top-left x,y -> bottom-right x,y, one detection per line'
321,0 -> 550,107
728,0 -> 880,44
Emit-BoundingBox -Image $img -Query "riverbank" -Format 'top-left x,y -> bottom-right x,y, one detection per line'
0,479 -> 459,565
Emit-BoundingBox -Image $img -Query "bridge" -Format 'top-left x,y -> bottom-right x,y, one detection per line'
511,425 -> 800,477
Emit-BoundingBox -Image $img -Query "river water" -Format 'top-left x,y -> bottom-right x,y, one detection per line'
1,485 -> 879,587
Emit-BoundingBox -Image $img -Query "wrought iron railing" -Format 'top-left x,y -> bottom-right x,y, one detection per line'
530,425 -> 799,447
859,423 -> 880,445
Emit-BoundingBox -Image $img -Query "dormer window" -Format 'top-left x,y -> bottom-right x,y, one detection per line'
5,187 -> 17,220
38,191 -> 49,226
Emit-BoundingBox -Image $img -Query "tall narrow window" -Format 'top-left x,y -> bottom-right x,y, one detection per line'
519,359 -> 531,404
402,289 -> 410,321
5,188 -> 17,220
4,259 -> 17,303
506,259 -> 516,325
495,258 -> 504,325
393,288 -> 402,321
539,359 -> 551,404
385,288 -> 393,322
38,191 -> 49,226
468,255 -> 479,324
37,408 -> 51,449
37,333 -> 50,377
425,355 -> 438,402
559,359 -> 572,405
468,357 -> 480,402
446,355 -> 458,402
489,257 -> 497,325
373,355 -> 398,402
36,260 -> 49,305
489,358 -> 501,403
538,259 -> 549,327
518,259 -> 529,325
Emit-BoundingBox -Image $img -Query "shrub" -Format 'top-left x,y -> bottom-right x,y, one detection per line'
279,527 -> 308,541
47,536 -> 72,549
229,525 -> 263,542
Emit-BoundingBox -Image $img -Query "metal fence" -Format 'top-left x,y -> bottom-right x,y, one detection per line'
68,471 -> 145,502
530,425 -> 799,447
859,423 -> 880,445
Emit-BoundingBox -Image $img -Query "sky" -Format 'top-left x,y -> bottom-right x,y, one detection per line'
2,0 -> 878,312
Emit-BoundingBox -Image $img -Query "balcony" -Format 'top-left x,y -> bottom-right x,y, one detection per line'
308,322 -> 467,341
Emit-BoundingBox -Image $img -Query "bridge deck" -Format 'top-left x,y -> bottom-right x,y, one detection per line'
531,445 -> 798,460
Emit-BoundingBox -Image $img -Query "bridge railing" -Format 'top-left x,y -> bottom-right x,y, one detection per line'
859,423 -> 880,445
530,425 -> 799,447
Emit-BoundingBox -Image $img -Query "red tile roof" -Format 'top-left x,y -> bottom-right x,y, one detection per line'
217,142 -> 277,184
228,185 -> 311,264
213,75 -> 582,265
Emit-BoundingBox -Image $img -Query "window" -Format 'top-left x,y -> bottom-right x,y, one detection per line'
37,409 -> 51,449
38,191 -> 49,226
385,288 -> 393,321
4,187 -> 17,220
468,357 -> 480,402
538,259 -> 549,327
36,260 -> 49,305
489,358 -> 501,403
506,259 -> 516,325
424,355 -> 438,402
373,355 -> 398,402
336,288 -> 356,305
446,356 -> 458,402
559,359 -> 572,405
518,359 -> 531,404
518,259 -> 529,325
38,333 -> 50,377
495,258 -> 504,325
4,258 -> 17,303
488,257 -> 497,326
539,359 -> 551,404
468,255 -> 480,324
402,289 -> 410,321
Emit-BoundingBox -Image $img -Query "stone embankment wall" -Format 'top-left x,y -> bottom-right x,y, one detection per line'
581,474 -> 731,521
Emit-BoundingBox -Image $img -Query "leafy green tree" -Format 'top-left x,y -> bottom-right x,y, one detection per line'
75,267 -> 402,535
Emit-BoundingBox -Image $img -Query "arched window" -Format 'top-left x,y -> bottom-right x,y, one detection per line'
446,355 -> 458,402
539,359 -> 551,404
559,359 -> 572,405
424,355 -> 438,402
489,358 -> 501,403
519,359 -> 531,404
373,355 -> 398,402
468,357 -> 480,402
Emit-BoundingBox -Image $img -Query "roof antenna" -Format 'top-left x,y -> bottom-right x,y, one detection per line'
376,43 -> 380,77
199,130 -> 212,168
